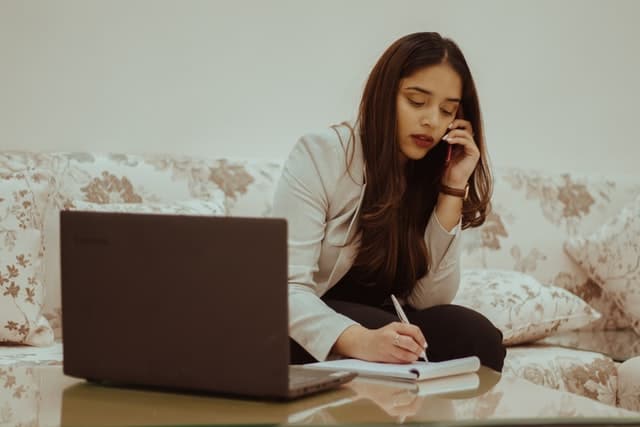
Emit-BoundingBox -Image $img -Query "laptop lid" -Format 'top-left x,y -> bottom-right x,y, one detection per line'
60,211 -> 291,398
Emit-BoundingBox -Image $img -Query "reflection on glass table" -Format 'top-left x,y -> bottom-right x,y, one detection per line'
55,365 -> 640,426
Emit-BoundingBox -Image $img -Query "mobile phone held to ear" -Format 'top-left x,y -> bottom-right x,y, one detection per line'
445,105 -> 464,165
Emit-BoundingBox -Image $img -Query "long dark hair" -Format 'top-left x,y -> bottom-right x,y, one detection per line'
344,32 -> 492,299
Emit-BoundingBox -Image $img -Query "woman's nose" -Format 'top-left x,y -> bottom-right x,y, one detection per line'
420,109 -> 439,128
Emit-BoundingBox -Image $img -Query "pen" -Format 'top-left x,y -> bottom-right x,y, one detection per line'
390,294 -> 428,362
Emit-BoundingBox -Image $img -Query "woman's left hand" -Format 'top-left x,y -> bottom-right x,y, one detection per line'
442,119 -> 480,188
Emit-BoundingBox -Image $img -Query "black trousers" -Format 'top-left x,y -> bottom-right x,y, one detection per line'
290,282 -> 506,372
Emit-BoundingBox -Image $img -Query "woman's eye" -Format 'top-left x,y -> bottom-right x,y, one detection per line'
441,109 -> 454,116
408,99 -> 424,107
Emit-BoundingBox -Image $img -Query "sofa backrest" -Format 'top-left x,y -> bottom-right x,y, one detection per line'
461,167 -> 640,330
2,150 -> 637,337
0,151 -> 281,338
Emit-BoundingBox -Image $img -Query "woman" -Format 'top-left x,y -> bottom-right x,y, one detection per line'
272,32 -> 505,371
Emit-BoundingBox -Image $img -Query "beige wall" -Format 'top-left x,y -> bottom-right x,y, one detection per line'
1,0 -> 638,174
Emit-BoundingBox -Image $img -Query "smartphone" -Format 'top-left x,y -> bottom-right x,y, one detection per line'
444,105 -> 465,165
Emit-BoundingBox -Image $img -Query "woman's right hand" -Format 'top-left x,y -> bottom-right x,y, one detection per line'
333,322 -> 427,363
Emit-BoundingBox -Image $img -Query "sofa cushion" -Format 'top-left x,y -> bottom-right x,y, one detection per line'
461,168 -> 640,330
453,269 -> 601,345
537,329 -> 640,362
503,345 -> 618,407
0,342 -> 63,367
617,356 -> 640,412
0,172 -> 55,346
216,160 -> 282,217
564,194 -> 640,335
0,230 -> 54,346
0,171 -> 52,231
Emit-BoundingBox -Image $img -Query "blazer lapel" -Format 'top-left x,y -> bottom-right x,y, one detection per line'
326,126 -> 367,288
326,183 -> 366,287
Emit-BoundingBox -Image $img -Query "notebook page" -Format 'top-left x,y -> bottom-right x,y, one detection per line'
306,356 -> 480,382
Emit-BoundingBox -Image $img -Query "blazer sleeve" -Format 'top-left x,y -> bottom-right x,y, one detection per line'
406,211 -> 462,309
271,133 -> 358,362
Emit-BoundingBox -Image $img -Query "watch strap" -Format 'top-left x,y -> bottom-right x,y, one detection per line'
440,183 -> 469,200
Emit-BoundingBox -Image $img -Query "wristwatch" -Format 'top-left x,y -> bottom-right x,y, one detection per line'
440,183 -> 469,200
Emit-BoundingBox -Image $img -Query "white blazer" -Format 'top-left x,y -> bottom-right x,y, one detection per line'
271,123 -> 462,361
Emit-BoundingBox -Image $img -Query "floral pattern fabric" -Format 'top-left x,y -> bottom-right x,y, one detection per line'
0,173 -> 54,346
0,230 -> 54,346
2,151 -> 640,411
503,345 -> 618,407
538,329 -> 640,362
453,269 -> 601,345
0,365 -> 38,426
450,372 -> 637,420
461,168 -> 640,330
0,151 -> 278,338
617,356 -> 640,412
564,194 -> 640,335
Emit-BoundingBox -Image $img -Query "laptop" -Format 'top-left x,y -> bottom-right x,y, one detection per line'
60,210 -> 357,400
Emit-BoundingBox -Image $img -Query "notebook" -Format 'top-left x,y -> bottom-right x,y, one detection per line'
351,372 -> 480,396
60,210 -> 357,400
305,356 -> 480,382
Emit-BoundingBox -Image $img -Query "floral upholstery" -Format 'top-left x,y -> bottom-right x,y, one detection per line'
1,151 -> 639,412
0,152 -> 280,338
503,345 -> 618,406
564,194 -> 640,335
0,229 -> 53,346
0,172 -> 55,346
618,357 -> 640,412
0,365 -> 39,426
461,168 -> 640,330
453,269 -> 601,345
450,373 -> 637,420
538,330 -> 640,362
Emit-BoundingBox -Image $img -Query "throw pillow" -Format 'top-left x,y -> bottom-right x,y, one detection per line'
0,171 -> 52,230
0,229 -> 54,346
564,195 -> 640,335
452,269 -> 601,345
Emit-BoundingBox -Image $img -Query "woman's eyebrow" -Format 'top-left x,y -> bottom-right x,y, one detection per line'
405,86 -> 461,103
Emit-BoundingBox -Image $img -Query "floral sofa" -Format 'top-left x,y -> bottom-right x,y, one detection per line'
1,150 -> 639,424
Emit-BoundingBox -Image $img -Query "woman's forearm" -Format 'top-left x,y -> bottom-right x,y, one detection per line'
434,192 -> 463,232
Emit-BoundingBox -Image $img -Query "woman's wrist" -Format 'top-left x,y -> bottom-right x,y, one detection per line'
441,180 -> 466,189
333,324 -> 369,358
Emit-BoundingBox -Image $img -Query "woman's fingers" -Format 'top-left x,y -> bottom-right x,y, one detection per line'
443,128 -> 474,141
390,343 -> 420,363
394,322 -> 428,350
391,334 -> 422,359
448,119 -> 474,135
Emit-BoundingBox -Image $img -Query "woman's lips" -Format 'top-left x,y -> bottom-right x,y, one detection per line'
411,135 -> 434,148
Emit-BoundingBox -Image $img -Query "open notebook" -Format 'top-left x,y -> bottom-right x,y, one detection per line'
305,356 -> 480,382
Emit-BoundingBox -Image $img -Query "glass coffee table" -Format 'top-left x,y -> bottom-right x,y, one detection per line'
12,364 -> 634,426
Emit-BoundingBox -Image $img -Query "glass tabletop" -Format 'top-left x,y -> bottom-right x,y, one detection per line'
18,365 -> 637,426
